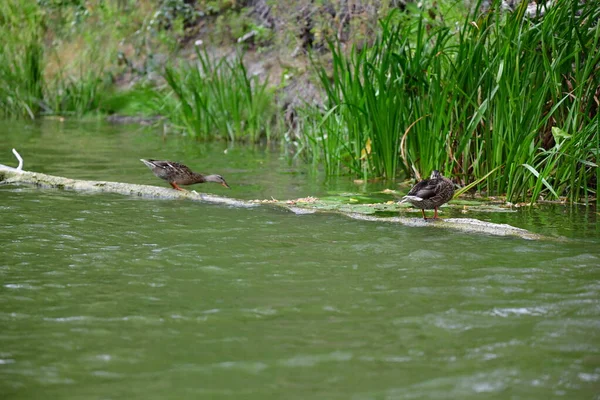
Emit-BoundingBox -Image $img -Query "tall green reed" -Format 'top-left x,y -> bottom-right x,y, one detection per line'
302,0 -> 599,203
310,14 -> 451,179
161,47 -> 276,142
45,48 -> 111,117
0,39 -> 111,118
0,1 -> 125,119
0,1 -> 45,118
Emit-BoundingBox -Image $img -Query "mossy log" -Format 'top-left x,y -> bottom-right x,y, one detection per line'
0,163 -> 250,208
1,157 -> 543,240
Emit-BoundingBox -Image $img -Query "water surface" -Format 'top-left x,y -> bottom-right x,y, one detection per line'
1,121 -> 599,399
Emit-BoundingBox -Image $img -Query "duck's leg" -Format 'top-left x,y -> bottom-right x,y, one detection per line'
421,209 -> 428,220
169,182 -> 184,191
433,207 -> 439,219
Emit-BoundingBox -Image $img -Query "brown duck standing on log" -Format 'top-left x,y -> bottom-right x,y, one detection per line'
400,170 -> 454,220
140,159 -> 230,191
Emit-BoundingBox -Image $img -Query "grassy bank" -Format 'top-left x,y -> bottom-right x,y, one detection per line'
0,0 -> 183,119
298,0 -> 599,203
0,1 -> 125,118
159,48 -> 276,142
0,0 -> 597,204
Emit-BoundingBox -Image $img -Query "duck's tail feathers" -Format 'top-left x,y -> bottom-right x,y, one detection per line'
400,195 -> 423,204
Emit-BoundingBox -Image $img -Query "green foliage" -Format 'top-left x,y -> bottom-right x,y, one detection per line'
0,0 -> 129,118
210,6 -> 274,48
46,67 -> 111,117
300,0 -> 599,203
152,0 -> 200,30
0,0 -> 45,117
160,47 -> 276,142
99,84 -> 161,116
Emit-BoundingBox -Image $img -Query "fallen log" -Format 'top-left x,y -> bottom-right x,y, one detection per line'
0,149 -> 545,240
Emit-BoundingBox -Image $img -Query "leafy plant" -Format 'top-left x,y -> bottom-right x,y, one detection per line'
161,47 -> 276,142
301,0 -> 599,203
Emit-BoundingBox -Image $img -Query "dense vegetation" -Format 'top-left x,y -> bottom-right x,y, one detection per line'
161,48 -> 277,142
301,1 -> 599,204
0,0 -> 597,204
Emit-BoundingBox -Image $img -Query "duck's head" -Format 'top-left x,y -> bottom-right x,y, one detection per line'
430,170 -> 442,179
206,174 -> 230,188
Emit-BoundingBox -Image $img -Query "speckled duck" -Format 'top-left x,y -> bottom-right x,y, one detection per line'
400,170 -> 454,219
140,159 -> 230,191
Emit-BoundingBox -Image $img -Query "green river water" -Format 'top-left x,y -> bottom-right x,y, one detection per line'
1,121 -> 599,399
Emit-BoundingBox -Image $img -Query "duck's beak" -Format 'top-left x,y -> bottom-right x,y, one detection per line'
222,181 -> 231,189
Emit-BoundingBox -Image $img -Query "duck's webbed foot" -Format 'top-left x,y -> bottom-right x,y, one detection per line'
169,182 -> 185,191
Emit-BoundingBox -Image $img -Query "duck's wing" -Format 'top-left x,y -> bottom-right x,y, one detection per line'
147,160 -> 192,173
436,178 -> 456,202
406,178 -> 439,200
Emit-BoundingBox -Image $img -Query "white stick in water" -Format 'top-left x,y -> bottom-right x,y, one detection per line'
12,148 -> 23,170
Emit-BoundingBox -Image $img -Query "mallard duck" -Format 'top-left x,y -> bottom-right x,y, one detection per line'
400,170 -> 454,220
140,159 -> 230,191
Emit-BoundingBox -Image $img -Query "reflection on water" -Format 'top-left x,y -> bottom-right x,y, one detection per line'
1,121 -> 599,399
